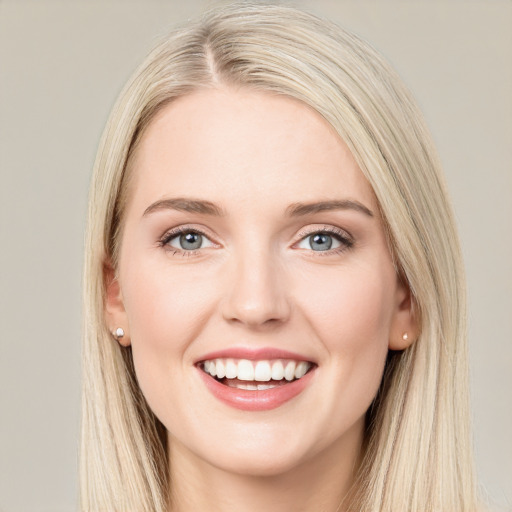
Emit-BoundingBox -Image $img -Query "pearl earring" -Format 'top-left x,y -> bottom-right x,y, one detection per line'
112,327 -> 125,340
402,332 -> 409,341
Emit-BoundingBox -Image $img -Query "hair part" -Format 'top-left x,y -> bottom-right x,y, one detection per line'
81,3 -> 478,510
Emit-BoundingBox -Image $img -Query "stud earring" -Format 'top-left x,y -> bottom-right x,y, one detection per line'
112,327 -> 125,340
402,332 -> 409,341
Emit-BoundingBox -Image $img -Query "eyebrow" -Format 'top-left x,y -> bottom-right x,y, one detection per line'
285,199 -> 374,218
142,197 -> 374,218
143,198 -> 226,217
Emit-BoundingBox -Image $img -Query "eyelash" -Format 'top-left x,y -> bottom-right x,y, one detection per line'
296,226 -> 354,256
157,225 -> 354,257
158,225 -> 212,257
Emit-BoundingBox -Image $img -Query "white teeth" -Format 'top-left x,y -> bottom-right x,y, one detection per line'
256,384 -> 274,390
294,361 -> 309,379
271,361 -> 284,380
237,359 -> 255,381
225,359 -> 238,379
254,361 -> 271,381
202,358 -> 312,383
284,361 -> 296,381
216,359 -> 226,379
239,383 -> 258,390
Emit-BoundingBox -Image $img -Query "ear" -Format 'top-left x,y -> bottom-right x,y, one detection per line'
388,277 -> 419,351
104,261 -> 131,347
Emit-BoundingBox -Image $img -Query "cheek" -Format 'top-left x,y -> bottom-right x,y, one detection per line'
119,257 -> 219,415
122,257 -> 215,349
294,261 -> 395,415
296,261 -> 396,348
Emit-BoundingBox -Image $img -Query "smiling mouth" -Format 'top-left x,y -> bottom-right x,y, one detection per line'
199,358 -> 315,390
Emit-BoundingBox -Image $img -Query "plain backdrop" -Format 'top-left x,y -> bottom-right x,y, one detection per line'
0,1 -> 511,511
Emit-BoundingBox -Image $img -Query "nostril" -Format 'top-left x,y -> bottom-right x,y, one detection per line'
221,296 -> 292,328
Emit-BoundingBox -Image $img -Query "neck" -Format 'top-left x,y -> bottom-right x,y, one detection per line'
167,420 -> 364,512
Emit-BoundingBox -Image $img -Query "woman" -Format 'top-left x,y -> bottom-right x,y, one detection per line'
81,3 -> 480,511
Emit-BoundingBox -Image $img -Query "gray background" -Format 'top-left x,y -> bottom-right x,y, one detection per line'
1,1 -> 510,510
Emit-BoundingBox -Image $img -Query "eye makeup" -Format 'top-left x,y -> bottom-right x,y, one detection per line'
156,223 -> 355,258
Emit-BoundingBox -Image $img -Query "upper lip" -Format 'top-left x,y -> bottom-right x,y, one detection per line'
196,347 -> 316,364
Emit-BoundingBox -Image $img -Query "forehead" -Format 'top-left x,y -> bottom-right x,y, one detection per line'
126,87 -> 377,217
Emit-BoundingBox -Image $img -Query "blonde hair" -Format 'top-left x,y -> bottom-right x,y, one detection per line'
81,3 -> 478,511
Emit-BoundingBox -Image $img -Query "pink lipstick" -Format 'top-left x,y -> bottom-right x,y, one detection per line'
196,347 -> 316,411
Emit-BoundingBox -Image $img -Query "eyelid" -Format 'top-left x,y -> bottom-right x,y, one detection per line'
293,225 -> 355,254
158,224 -> 220,252
157,223 -> 354,257
295,225 -> 354,244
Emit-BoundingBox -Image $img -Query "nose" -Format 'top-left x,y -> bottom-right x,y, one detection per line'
221,246 -> 292,329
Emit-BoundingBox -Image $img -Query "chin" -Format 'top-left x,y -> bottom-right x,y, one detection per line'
207,449 -> 310,478
186,428 -> 323,478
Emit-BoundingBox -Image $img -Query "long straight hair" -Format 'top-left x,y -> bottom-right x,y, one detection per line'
81,3 -> 478,510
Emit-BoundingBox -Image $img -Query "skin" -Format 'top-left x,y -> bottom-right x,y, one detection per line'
105,88 -> 416,512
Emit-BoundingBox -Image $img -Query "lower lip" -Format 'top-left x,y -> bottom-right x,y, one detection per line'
197,367 -> 315,411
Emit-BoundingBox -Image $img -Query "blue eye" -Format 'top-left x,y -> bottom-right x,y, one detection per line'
164,230 -> 214,251
309,233 -> 335,251
296,229 -> 352,252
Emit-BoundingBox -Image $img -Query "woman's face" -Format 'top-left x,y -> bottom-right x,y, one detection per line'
106,88 -> 414,476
